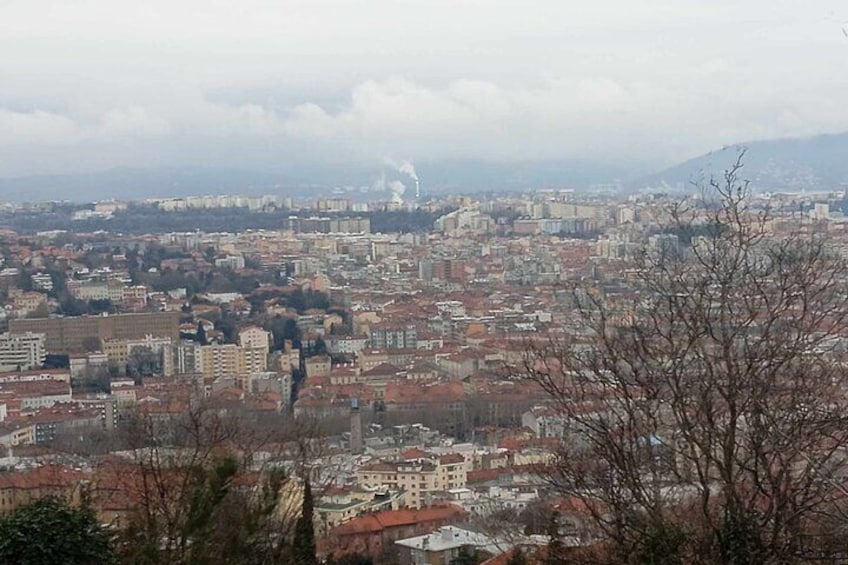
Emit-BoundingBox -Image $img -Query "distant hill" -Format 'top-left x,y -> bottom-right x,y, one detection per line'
0,167 -> 303,203
411,159 -> 642,195
5,133 -> 846,203
0,159 -> 644,203
632,132 -> 848,193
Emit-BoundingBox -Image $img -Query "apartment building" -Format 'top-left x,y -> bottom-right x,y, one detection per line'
0,332 -> 46,371
10,312 -> 180,353
369,324 -> 418,350
305,354 -> 331,378
357,461 -> 440,510
0,369 -> 70,384
357,455 -> 468,510
67,279 -> 125,302
198,344 -> 268,380
102,335 -> 173,369
238,326 -> 271,351
158,341 -> 201,377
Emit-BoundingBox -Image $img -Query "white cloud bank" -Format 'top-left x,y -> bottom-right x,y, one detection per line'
1,0 -> 847,176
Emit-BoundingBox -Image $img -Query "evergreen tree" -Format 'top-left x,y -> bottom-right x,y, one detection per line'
544,511 -> 565,565
292,479 -> 317,565
0,497 -> 116,565
197,321 -> 208,345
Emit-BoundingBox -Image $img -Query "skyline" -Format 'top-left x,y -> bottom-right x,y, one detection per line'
2,1 -> 848,181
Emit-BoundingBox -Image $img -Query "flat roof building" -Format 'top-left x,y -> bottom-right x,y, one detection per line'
9,312 -> 180,354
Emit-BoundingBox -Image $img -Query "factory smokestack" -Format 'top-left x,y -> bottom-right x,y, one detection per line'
415,179 -> 420,199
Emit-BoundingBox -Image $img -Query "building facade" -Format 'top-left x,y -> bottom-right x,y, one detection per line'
0,332 -> 46,371
10,312 -> 180,354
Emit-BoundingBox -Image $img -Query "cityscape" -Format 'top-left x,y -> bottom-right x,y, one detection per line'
0,178 -> 847,563
3,1 -> 848,564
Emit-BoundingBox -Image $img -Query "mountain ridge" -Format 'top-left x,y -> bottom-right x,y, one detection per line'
2,132 -> 847,202
631,132 -> 848,193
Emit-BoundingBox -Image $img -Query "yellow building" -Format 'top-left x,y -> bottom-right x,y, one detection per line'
198,344 -> 268,379
356,454 -> 467,510
0,465 -> 85,514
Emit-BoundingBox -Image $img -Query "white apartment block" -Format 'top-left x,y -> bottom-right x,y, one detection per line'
0,332 -> 46,371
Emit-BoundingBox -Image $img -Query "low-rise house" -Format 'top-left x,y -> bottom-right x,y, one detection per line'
315,486 -> 405,534
395,525 -> 527,565
322,504 -> 466,563
0,465 -> 86,514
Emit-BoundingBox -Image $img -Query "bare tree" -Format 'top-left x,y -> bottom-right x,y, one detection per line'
525,152 -> 848,563
127,345 -> 163,378
108,400 -> 325,564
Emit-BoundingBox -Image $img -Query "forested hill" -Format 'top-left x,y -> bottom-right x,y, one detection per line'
632,132 -> 848,192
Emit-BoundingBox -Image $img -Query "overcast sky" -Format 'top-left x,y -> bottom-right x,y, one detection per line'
1,0 -> 847,178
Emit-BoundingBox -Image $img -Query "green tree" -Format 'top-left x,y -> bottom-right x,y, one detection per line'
59,296 -> 91,316
0,497 -> 116,565
116,404 -> 316,564
196,321 -> 208,345
291,479 -> 317,565
544,511 -> 565,565
17,270 -> 33,292
127,345 -> 162,377
89,298 -> 114,314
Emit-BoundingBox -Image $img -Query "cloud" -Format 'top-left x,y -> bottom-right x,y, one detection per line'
98,107 -> 171,138
1,0 -> 848,176
0,109 -> 81,145
279,73 -> 848,164
4,68 -> 848,177
282,78 -> 595,144
0,99 -> 288,149
276,78 -> 700,161
0,107 -> 171,147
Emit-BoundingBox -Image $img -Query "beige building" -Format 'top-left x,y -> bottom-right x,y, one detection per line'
198,344 -> 268,379
67,280 -> 125,302
0,422 -> 36,446
102,335 -> 173,369
8,291 -> 47,318
356,454 -> 467,510
304,354 -> 331,378
275,342 -> 301,373
238,326 -> 271,352
357,461 -> 440,510
0,465 -> 85,514
10,312 -> 180,354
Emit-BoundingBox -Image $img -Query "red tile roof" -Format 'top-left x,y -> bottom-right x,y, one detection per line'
331,504 -> 466,536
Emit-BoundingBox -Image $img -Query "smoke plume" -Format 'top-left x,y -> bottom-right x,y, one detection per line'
388,180 -> 406,203
384,157 -> 418,182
